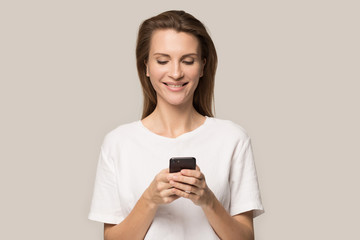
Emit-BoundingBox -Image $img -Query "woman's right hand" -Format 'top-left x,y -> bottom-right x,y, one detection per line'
143,168 -> 180,208
104,169 -> 179,240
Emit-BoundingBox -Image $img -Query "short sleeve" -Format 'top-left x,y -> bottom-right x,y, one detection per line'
229,138 -> 264,218
88,146 -> 124,224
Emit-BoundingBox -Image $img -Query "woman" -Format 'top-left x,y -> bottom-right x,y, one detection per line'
89,10 -> 264,240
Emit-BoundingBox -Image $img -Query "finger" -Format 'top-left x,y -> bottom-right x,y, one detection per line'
171,187 -> 198,201
163,195 -> 180,204
180,169 -> 203,180
161,188 -> 179,198
169,180 -> 201,194
157,181 -> 173,191
171,174 -> 203,188
166,172 -> 182,181
172,175 -> 203,188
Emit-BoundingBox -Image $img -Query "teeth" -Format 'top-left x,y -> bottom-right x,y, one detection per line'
168,84 -> 183,87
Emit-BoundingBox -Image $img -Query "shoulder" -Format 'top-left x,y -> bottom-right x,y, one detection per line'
101,120 -> 141,148
207,117 -> 250,140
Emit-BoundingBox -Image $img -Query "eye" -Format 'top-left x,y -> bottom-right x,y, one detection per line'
157,60 -> 168,65
183,60 -> 194,65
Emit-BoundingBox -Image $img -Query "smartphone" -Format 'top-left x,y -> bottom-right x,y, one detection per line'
169,157 -> 196,173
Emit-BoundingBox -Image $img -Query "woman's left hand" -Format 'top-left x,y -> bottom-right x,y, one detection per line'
167,165 -> 215,207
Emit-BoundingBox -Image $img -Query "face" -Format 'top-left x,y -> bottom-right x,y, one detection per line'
146,29 -> 205,107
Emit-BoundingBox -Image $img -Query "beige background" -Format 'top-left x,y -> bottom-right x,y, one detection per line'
1,0 -> 359,239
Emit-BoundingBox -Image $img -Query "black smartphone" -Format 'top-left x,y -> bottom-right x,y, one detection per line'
169,157 -> 196,173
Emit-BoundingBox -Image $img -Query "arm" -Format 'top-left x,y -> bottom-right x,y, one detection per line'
169,167 -> 254,240
104,169 -> 179,240
202,197 -> 254,240
104,194 -> 156,240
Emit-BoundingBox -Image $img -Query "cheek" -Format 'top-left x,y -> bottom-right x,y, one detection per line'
192,78 -> 200,90
188,67 -> 203,81
148,69 -> 166,91
149,77 -> 161,92
148,64 -> 166,79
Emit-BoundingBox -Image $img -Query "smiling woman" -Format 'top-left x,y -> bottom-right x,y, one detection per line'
88,10 -> 264,240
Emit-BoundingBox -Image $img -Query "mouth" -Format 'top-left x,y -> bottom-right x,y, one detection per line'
163,82 -> 189,88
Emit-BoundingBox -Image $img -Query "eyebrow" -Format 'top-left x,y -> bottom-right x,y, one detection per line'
153,53 -> 199,58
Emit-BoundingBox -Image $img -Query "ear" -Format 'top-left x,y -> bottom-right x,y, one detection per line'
200,58 -> 206,77
144,60 -> 150,77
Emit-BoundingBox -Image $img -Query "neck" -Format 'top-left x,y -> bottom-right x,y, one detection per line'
142,99 -> 205,138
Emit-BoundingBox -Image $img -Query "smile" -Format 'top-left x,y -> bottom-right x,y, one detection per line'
163,82 -> 188,88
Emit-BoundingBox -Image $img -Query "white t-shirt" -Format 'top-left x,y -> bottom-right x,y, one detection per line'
88,117 -> 264,239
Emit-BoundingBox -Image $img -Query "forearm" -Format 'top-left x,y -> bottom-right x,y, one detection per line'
202,193 -> 254,240
104,193 -> 158,240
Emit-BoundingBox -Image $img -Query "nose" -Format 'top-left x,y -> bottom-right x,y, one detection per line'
168,61 -> 184,80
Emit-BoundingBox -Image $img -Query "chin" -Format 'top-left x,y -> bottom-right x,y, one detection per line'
162,96 -> 192,107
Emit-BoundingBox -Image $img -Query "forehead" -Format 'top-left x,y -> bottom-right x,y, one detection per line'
149,29 -> 200,55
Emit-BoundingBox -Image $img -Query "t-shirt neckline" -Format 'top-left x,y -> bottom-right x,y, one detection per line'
138,116 -> 210,141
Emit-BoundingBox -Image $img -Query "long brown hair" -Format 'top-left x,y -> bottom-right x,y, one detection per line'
136,10 -> 217,119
